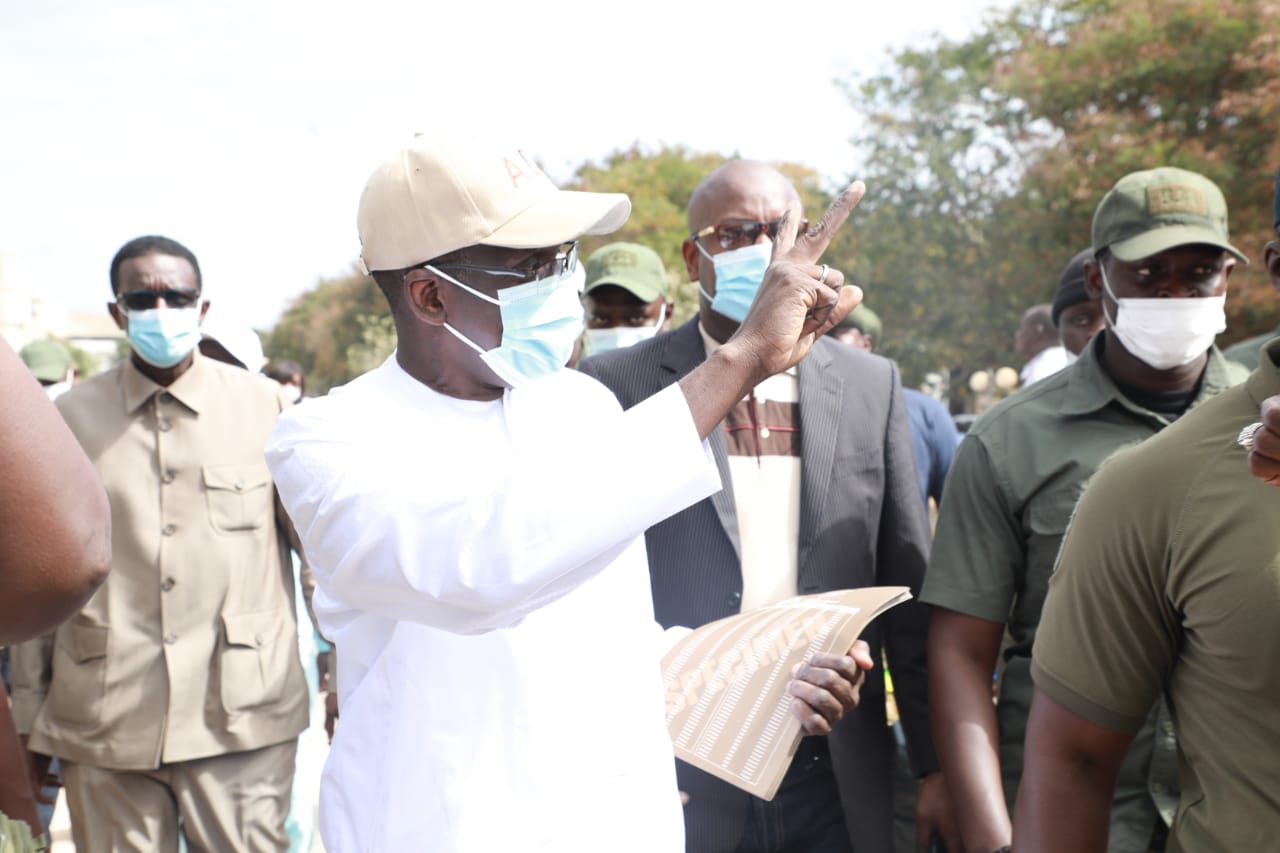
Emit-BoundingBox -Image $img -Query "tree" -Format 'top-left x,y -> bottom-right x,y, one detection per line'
264,267 -> 390,394
565,144 -> 828,324
843,0 -> 1280,390
837,19 -> 1035,390
264,144 -> 833,395
996,0 -> 1280,335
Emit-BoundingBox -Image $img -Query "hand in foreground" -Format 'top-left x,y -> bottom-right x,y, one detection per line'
729,182 -> 866,382
1247,395 -> 1280,486
324,692 -> 340,744
787,639 -> 874,735
914,771 -> 960,853
22,739 -> 58,805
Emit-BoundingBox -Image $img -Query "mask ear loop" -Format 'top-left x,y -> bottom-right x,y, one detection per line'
1098,263 -> 1121,329
425,265 -> 501,305
425,265 -> 500,355
440,322 -> 488,355
692,242 -> 718,304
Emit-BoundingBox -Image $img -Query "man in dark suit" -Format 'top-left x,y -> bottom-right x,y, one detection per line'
579,160 -> 955,853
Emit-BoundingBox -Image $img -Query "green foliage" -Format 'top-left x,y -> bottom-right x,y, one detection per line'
565,144 -> 828,325
64,338 -> 103,378
843,0 -> 1280,388
267,6 -> 1280,399
346,312 -> 397,377
834,18 -> 1032,387
997,0 -> 1280,334
264,267 -> 390,394
564,144 -> 726,324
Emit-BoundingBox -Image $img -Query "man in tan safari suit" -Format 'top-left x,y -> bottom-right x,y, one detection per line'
10,235 -> 309,853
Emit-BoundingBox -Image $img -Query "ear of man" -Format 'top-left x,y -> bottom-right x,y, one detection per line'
1264,241 -> 1280,292
405,274 -> 449,326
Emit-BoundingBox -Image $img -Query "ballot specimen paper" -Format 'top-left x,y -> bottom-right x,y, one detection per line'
661,586 -> 912,800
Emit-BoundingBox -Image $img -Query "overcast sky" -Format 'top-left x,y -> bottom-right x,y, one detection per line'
1,0 -> 1012,331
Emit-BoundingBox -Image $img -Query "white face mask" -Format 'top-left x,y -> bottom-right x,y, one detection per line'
282,383 -> 303,404
44,380 -> 72,401
584,304 -> 666,355
1100,265 -> 1226,370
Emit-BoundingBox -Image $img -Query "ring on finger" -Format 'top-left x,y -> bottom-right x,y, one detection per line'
818,264 -> 829,285
1239,422 -> 1264,450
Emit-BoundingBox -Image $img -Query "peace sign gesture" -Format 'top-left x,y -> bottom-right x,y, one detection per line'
729,180 -> 867,380
677,181 -> 868,440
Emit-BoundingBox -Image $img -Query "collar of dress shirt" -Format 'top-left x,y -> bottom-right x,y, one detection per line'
1056,332 -> 1237,419
122,350 -> 211,415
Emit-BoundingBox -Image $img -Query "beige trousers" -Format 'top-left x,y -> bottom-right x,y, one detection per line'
61,739 -> 296,853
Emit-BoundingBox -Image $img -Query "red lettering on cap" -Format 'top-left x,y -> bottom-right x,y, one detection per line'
503,150 -> 545,189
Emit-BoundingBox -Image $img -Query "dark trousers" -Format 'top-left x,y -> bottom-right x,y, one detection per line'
737,737 -> 852,853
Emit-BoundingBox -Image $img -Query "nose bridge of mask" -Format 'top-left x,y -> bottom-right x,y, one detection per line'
696,238 -> 773,266
696,241 -> 771,294
433,264 -> 581,339
1101,264 -> 1224,327
498,272 -> 584,335
429,264 -> 578,311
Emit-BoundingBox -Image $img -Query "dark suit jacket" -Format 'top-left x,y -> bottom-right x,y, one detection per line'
579,318 -> 938,853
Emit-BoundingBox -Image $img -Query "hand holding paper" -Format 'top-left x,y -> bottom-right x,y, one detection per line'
788,640 -> 874,735
662,587 -> 911,800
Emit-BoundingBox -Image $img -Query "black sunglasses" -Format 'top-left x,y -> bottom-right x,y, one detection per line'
117,289 -> 201,312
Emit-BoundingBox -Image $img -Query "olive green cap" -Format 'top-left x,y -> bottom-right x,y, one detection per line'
832,303 -> 882,341
583,242 -> 668,302
1092,167 -> 1246,263
19,338 -> 73,382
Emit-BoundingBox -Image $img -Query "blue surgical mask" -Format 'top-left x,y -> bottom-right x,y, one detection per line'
696,241 -> 772,323
125,307 -> 202,368
433,266 -> 584,388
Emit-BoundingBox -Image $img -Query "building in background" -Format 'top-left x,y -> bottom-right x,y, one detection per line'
0,250 -> 123,377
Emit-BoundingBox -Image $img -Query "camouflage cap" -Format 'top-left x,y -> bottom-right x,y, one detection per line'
1092,167 -> 1246,263
583,242 -> 668,302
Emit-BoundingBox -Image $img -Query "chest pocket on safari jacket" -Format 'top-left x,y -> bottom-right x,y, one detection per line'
204,464 -> 273,533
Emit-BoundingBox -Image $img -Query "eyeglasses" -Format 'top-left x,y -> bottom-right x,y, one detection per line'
426,242 -> 579,284
116,289 -> 201,312
691,218 -> 809,251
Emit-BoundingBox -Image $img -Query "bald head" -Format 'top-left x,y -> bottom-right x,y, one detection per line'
1016,303 -> 1058,359
687,160 -> 800,234
682,159 -> 804,344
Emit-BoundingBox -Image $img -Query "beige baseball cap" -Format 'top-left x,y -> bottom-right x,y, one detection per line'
356,131 -> 631,273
